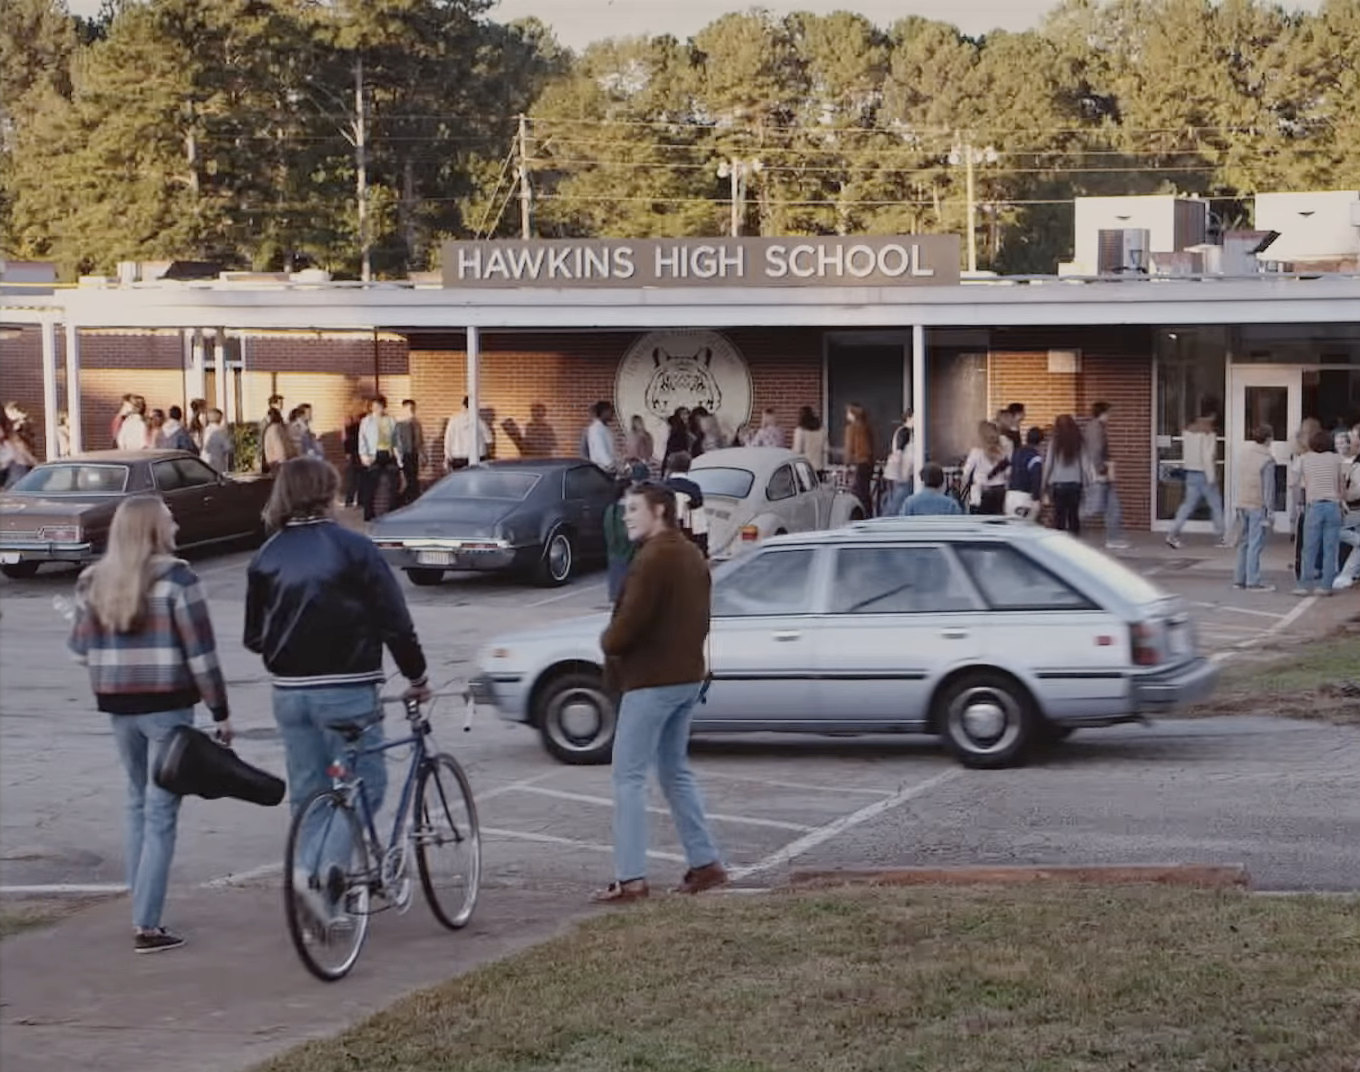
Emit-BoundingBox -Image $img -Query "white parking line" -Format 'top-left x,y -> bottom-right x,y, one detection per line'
728,767 -> 963,882
0,883 -> 128,896
508,784 -> 815,831
528,582 -> 605,608
481,826 -> 685,862
1189,601 -> 1286,620
1266,594 -> 1316,637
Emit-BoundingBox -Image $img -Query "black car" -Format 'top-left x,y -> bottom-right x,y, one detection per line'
368,459 -> 617,587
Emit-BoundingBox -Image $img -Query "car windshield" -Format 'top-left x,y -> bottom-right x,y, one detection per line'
7,464 -> 129,495
427,469 -> 541,501
689,467 -> 755,499
1038,533 -> 1167,605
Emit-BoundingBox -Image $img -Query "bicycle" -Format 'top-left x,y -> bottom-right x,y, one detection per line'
283,693 -> 481,982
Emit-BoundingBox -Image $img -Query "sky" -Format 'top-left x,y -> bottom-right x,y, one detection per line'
62,0 -> 1328,47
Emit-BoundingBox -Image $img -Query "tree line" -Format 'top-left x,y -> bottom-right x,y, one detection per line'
2,0 -> 1356,280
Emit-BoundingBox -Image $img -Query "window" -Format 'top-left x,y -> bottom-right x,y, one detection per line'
829,546 -> 982,615
794,460 -> 818,493
152,460 -> 186,492
766,465 -> 797,502
1037,534 -> 1165,606
712,548 -> 817,617
956,544 -> 1095,611
427,469 -> 540,501
688,466 -> 755,499
173,458 -> 217,488
565,465 -> 613,500
7,465 -> 128,495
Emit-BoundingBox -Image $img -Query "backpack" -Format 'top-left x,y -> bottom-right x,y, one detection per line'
883,425 -> 911,482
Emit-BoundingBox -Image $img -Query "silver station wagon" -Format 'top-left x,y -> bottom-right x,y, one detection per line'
468,517 -> 1220,769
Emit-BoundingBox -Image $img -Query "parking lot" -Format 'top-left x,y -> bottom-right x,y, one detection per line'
2,534 -> 1358,904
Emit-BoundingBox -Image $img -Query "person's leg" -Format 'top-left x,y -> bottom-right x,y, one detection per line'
610,688 -> 669,884
133,709 -> 194,930
1233,509 -> 1249,586
1104,482 -> 1125,544
1319,503 -> 1342,591
1334,520 -> 1360,589
1170,471 -> 1206,538
273,686 -> 337,889
653,683 -> 722,873
1206,481 -> 1226,537
312,684 -> 387,825
359,465 -> 376,520
109,715 -> 148,920
1298,503 -> 1323,589
1245,509 -> 1268,588
1294,509 -> 1305,581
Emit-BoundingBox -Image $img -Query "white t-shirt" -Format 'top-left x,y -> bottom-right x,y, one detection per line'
586,419 -> 615,470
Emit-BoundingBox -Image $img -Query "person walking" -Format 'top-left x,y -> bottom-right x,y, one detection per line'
395,399 -> 427,504
1294,428 -> 1345,596
261,407 -> 295,474
260,394 -> 285,441
116,396 -> 149,452
584,400 -> 618,471
883,410 -> 915,515
244,457 -> 429,925
287,404 -> 322,461
998,402 -> 1026,453
792,406 -> 829,474
1084,402 -> 1129,550
111,395 -> 135,448
187,398 -> 208,450
67,496 -> 233,953
900,462 -> 963,516
593,482 -> 724,904
625,414 -> 656,470
843,404 -> 875,515
200,408 -> 231,472
1166,409 -> 1225,548
1233,426 -> 1277,592
603,477 -> 635,604
961,420 -> 1010,515
358,395 -> 400,521
147,409 -> 169,448
1042,414 -> 1094,535
1005,426 -> 1046,520
443,396 -> 492,472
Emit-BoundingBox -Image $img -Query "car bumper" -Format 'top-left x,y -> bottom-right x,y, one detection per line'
375,544 -> 520,572
1131,657 -> 1220,711
467,671 -> 531,723
0,542 -> 94,566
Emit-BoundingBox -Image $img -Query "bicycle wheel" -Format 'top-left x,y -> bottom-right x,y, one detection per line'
414,753 -> 481,929
284,788 -> 372,982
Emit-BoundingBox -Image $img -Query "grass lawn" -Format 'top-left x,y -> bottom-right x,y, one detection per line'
0,899 -> 90,938
1183,629 -> 1360,726
255,886 -> 1360,1072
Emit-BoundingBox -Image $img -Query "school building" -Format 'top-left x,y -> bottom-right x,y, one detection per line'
3,225 -> 1359,535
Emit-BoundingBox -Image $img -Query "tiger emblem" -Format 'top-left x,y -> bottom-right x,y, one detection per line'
643,346 -> 724,419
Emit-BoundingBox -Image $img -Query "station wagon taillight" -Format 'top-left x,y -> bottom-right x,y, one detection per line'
1130,622 -> 1162,666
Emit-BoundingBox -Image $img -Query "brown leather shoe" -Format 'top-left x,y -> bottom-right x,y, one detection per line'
672,862 -> 728,895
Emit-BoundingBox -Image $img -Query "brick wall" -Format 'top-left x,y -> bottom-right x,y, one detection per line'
987,327 -> 1154,530
0,326 -> 52,460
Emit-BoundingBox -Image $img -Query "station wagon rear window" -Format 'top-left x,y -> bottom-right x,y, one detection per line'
689,467 -> 755,499
7,464 -> 129,495
427,470 -> 541,501
1038,534 -> 1167,606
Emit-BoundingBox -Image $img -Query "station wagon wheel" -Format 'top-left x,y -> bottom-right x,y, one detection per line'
533,530 -> 573,587
536,671 -> 615,765
934,671 -> 1036,770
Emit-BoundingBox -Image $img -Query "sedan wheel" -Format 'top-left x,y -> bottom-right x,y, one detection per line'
0,562 -> 40,580
536,672 -> 614,765
533,531 -> 573,587
935,671 -> 1035,769
406,568 -> 446,587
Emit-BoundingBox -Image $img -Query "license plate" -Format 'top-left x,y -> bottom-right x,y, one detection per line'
0,553 -> 20,565
416,550 -> 455,566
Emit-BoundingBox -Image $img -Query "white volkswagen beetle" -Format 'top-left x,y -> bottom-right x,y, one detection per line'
687,447 -> 864,558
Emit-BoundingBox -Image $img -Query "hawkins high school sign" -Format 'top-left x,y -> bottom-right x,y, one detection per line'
440,235 -> 961,288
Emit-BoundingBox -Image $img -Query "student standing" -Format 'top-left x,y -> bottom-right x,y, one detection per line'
792,406 -> 828,473
395,399 -> 427,504
200,409 -> 232,473
1084,401 -> 1129,550
1233,426 -> 1277,592
443,396 -> 492,471
1042,415 -> 1094,535
901,462 -> 962,516
1294,429 -> 1345,596
961,420 -> 1010,515
843,404 -> 875,514
1005,427 -> 1046,520
358,396 -> 400,521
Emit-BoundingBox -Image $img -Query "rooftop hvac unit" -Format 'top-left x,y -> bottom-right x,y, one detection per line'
1097,228 -> 1150,274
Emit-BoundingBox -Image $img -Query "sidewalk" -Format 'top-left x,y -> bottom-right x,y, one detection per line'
0,883 -> 595,1072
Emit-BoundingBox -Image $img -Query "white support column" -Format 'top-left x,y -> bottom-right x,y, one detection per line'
41,318 -> 60,459
190,328 -> 207,403
911,323 -> 926,478
64,323 -> 83,455
467,325 -> 481,466
214,328 -> 228,414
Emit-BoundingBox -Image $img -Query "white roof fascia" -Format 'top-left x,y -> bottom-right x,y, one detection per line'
50,276 -> 1360,331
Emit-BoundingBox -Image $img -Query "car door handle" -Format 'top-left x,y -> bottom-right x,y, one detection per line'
772,631 -> 802,642
940,629 -> 969,639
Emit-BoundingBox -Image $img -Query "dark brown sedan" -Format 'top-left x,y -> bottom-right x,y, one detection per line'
0,450 -> 272,578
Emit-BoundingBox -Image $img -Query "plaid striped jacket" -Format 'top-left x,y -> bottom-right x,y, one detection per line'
68,558 -> 229,720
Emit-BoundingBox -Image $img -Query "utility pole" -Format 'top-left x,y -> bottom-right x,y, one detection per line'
517,114 -> 535,240
949,135 -> 997,275
717,157 -> 762,237
354,55 -> 370,283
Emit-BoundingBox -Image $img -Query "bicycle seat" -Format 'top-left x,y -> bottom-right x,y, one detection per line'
330,717 -> 380,743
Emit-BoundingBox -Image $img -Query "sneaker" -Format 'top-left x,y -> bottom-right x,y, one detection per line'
1165,535 -> 1182,550
1316,589 -> 1334,598
1244,584 -> 1276,593
1291,587 -> 1311,596
1333,576 -> 1356,591
1231,582 -> 1245,590
1105,540 -> 1131,551
134,928 -> 185,954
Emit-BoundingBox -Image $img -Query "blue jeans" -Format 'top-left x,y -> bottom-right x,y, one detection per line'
273,685 -> 386,880
1336,514 -> 1360,589
611,682 -> 721,883
1299,500 -> 1342,590
1170,470 -> 1225,537
110,708 -> 195,929
885,480 -> 913,517
1103,482 -> 1124,541
1233,507 -> 1269,587
606,559 -> 631,604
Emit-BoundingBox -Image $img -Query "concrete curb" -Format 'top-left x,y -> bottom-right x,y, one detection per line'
786,863 -> 1252,890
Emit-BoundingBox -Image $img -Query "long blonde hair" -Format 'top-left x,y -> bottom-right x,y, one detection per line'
977,420 -> 1005,460
83,496 -> 177,633
1294,417 -> 1321,455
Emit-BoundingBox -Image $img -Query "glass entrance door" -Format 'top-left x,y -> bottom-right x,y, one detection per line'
1229,366 -> 1301,534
